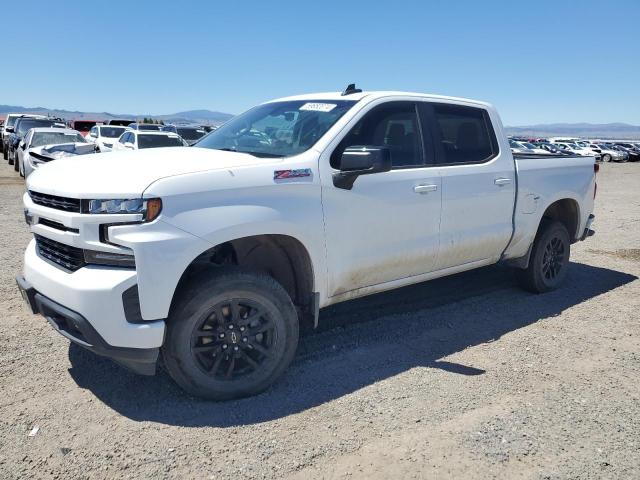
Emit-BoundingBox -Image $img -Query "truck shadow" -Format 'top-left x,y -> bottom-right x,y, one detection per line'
67,262 -> 636,427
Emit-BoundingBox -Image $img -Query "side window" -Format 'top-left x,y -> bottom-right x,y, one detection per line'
90,126 -> 97,137
119,132 -> 128,144
331,102 -> 426,169
432,104 -> 498,164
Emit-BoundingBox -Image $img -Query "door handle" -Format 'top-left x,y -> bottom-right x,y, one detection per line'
414,184 -> 438,194
494,178 -> 512,186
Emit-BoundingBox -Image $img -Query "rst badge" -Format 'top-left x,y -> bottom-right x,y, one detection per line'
273,169 -> 312,180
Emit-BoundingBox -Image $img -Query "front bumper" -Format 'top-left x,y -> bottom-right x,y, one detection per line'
22,239 -> 165,348
16,274 -> 159,375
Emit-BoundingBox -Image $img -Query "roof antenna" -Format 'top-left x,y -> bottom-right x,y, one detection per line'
341,83 -> 362,96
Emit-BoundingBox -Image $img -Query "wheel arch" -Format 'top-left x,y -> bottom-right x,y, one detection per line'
170,234 -> 318,329
540,197 -> 581,242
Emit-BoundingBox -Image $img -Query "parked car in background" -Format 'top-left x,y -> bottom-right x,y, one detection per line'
533,142 -> 573,155
508,139 -> 530,154
7,117 -> 66,168
553,143 -> 597,158
614,143 -> 640,162
127,123 -> 163,131
18,89 -> 597,400
105,119 -> 134,126
517,141 -> 549,154
595,144 -> 626,162
86,125 -> 130,152
17,128 -> 89,178
2,114 -> 47,159
574,141 -> 602,159
112,130 -> 187,151
605,144 -> 631,162
70,120 -> 102,137
162,124 -> 206,145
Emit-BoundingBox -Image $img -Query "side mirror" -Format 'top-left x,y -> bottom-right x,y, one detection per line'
6,127 -> 14,133
20,142 -> 26,150
333,146 -> 391,190
124,143 -> 134,149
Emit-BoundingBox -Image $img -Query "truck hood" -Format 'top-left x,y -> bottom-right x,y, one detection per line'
26,147 -> 276,198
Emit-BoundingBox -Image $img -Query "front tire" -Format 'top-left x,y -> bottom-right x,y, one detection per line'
517,221 -> 571,293
602,154 -> 611,163
14,153 -> 19,171
7,149 -> 13,164
162,270 -> 299,400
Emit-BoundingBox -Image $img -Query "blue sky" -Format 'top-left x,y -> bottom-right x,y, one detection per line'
3,0 -> 639,125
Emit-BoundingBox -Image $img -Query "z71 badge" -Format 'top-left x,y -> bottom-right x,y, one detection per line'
273,169 -> 312,180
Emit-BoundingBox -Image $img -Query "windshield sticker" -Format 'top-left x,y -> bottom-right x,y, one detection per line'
299,103 -> 337,112
274,168 -> 312,180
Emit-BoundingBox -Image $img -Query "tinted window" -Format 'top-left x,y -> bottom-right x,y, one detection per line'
73,121 -> 98,132
138,134 -> 184,149
16,119 -> 63,136
331,102 -> 425,169
432,104 -> 497,164
99,126 -> 127,138
138,124 -> 162,131
177,127 -> 206,140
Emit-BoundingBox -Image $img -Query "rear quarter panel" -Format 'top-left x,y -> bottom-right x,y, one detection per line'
504,155 -> 596,260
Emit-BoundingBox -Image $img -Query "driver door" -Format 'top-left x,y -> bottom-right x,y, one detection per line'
320,100 -> 442,297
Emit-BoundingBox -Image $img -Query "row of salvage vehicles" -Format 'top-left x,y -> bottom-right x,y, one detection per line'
0,114 -> 208,178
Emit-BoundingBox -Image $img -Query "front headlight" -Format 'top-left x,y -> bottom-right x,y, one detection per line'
84,249 -> 136,268
84,198 -> 162,222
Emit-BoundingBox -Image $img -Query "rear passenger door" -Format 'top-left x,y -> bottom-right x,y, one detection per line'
419,102 -> 515,270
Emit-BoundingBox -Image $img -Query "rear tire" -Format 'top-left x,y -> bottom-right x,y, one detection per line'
14,153 -> 19,171
517,221 -> 571,294
7,149 -> 13,164
2,143 -> 6,160
162,269 -> 299,400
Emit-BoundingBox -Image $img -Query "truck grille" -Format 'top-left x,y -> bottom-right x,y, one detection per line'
29,191 -> 81,213
35,235 -> 86,272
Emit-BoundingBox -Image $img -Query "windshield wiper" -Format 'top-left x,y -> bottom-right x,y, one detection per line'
213,147 -> 282,158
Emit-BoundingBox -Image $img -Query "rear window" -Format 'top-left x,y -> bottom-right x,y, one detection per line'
177,127 -> 206,140
138,124 -> 162,131
73,121 -> 98,132
99,126 -> 127,138
138,134 -> 183,149
16,119 -> 64,136
433,104 -> 498,164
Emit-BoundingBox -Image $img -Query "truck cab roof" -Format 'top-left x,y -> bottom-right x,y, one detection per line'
269,91 -> 493,109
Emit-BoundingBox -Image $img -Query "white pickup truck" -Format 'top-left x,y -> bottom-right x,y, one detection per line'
17,87 -> 597,400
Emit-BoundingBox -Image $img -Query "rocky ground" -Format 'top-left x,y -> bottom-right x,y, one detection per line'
0,159 -> 638,479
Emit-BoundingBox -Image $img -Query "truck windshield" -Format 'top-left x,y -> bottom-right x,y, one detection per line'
195,100 -> 357,157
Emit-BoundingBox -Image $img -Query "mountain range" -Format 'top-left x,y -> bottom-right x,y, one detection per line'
504,122 -> 640,139
0,105 -> 234,125
1,104 -> 638,139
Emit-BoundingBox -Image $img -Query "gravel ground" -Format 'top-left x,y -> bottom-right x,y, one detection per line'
0,159 -> 638,479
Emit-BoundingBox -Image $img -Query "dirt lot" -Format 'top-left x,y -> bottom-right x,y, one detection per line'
0,159 -> 638,480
